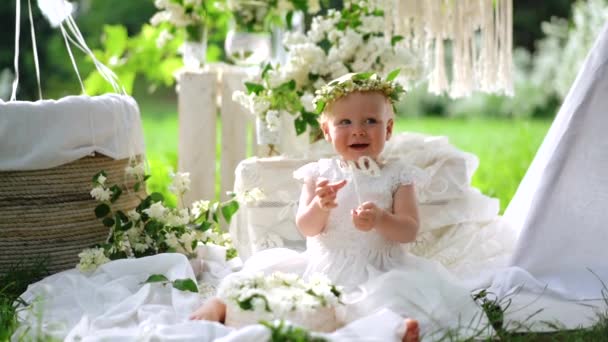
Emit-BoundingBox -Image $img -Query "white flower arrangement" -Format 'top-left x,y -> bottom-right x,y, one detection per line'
218,271 -> 342,315
233,0 -> 424,139
78,158 -> 263,273
223,0 -> 322,32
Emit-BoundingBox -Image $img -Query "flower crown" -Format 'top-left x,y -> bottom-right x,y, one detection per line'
313,69 -> 406,114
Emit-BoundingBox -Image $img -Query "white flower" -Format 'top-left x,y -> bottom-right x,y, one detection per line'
165,232 -> 185,253
77,248 -> 110,273
150,11 -> 170,26
251,297 -> 267,312
169,172 -> 191,196
179,230 -> 197,253
239,187 -> 265,204
90,186 -> 111,202
133,242 -> 149,253
300,93 -> 316,112
267,70 -> 287,89
96,174 -> 107,185
190,200 -> 210,219
125,162 -> 146,178
154,0 -> 169,9
156,29 -> 174,48
264,110 -> 281,132
283,31 -> 307,46
127,209 -> 141,222
165,208 -> 190,227
307,0 -> 321,13
144,202 -> 167,221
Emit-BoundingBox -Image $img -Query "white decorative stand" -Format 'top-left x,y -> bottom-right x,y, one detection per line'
176,65 -> 253,205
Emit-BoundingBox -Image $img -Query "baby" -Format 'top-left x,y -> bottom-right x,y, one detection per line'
190,71 -> 437,342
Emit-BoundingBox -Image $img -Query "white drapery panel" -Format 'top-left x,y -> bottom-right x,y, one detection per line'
503,22 -> 608,300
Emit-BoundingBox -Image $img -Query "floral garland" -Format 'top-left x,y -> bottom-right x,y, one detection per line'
218,272 -> 342,314
78,158 -> 265,273
233,0 -> 423,138
313,69 -> 405,114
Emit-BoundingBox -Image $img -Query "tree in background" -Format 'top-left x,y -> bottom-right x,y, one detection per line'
0,0 -> 575,101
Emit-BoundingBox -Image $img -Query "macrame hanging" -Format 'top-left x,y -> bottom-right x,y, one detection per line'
352,0 -> 513,98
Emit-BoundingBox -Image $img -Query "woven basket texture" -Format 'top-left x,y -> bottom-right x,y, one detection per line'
0,154 -> 145,275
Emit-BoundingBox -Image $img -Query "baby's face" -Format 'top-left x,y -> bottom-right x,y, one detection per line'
322,91 -> 393,162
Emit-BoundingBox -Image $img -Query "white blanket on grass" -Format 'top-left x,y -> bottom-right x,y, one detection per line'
12,251 -> 409,342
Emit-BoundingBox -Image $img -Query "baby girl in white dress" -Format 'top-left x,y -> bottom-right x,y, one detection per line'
192,72 -> 487,341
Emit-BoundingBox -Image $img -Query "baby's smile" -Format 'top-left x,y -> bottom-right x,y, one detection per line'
349,143 -> 370,150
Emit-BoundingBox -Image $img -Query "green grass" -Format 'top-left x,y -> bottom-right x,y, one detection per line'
394,117 -> 550,213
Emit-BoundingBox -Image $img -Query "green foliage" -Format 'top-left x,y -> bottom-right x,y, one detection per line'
260,320 -> 328,342
0,260 -> 49,341
144,274 -> 199,293
84,24 -> 183,95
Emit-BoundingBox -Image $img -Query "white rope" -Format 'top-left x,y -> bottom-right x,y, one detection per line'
28,0 -> 43,99
10,0 -> 21,101
59,23 -> 86,94
64,15 -> 123,94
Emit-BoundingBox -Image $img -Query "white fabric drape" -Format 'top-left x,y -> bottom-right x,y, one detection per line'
501,22 -> 608,301
0,94 -> 145,170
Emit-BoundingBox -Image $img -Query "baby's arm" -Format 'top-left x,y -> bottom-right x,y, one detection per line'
352,184 -> 419,243
296,178 -> 347,236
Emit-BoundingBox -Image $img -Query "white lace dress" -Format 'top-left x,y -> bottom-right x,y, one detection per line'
240,158 -> 490,337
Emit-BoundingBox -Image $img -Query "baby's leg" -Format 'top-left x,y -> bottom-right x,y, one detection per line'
402,318 -> 420,342
189,297 -> 226,323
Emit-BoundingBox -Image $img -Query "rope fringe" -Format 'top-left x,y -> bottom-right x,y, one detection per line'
384,0 -> 513,97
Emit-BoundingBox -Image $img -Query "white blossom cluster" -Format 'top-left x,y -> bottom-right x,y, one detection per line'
77,247 -> 110,273
218,272 -> 342,315
150,0 -> 203,28
81,165 -> 257,273
233,0 -> 423,133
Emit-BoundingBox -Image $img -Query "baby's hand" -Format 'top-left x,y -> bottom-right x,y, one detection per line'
351,201 -> 382,231
315,178 -> 347,211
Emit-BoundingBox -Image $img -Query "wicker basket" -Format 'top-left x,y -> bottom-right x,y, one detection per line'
0,153 -> 146,275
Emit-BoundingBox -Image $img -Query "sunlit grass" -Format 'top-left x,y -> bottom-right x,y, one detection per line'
394,117 -> 550,213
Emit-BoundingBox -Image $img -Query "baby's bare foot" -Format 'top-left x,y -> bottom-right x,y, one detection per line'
189,297 -> 226,322
402,318 -> 420,342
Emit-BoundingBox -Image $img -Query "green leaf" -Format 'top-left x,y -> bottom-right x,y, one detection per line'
134,182 -> 141,192
211,201 -> 220,223
245,82 -> 265,95
386,69 -> 401,82
294,117 -> 307,135
353,72 -> 373,80
391,35 -> 404,47
220,200 -> 239,224
95,204 -> 111,218
315,100 -> 326,114
110,185 -> 122,203
261,63 -> 273,79
116,210 -> 129,223
196,221 -> 213,232
102,217 -> 115,227
145,274 -> 169,283
150,192 -> 164,203
172,278 -> 198,293
122,221 -> 133,231
102,25 -> 128,58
